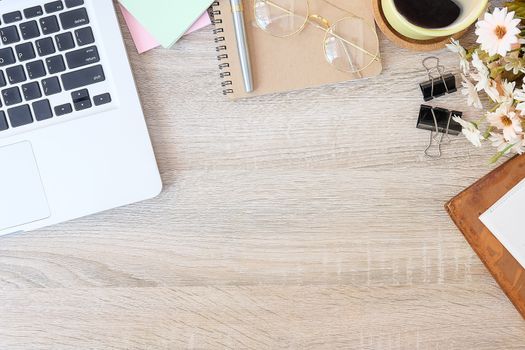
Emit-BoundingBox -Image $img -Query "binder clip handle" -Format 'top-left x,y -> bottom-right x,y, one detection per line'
420,57 -> 457,101
416,105 -> 463,159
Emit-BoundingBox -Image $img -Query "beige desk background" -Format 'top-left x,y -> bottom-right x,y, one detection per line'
1,6 -> 525,350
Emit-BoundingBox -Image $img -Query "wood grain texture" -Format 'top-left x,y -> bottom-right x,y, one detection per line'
1,2 -> 524,349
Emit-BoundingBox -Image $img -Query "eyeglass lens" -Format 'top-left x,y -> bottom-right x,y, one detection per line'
254,0 -> 379,73
254,0 -> 309,37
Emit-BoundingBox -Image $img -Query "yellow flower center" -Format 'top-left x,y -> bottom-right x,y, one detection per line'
495,25 -> 507,39
501,115 -> 513,127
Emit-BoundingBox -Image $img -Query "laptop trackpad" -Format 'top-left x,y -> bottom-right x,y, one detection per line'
0,142 -> 50,231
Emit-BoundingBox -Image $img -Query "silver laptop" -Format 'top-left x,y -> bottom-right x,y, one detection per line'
0,0 -> 162,236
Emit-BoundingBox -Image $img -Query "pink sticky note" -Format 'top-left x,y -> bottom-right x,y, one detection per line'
120,4 -> 211,54
120,4 -> 159,54
186,11 -> 212,35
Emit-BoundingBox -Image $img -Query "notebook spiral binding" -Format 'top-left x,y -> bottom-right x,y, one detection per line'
211,1 -> 234,95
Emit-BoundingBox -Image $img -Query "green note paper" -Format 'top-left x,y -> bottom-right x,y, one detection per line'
119,0 -> 213,48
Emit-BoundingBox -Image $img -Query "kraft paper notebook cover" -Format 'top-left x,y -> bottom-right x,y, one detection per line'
212,0 -> 382,99
446,155 -> 525,319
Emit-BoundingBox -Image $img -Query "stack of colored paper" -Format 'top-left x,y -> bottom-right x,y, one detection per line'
118,0 -> 213,54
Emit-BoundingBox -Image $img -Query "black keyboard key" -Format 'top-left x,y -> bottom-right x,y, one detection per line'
20,21 -> 40,40
56,32 -> 75,51
74,98 -> 91,111
22,82 -> 42,101
24,6 -> 44,19
26,60 -> 46,80
15,42 -> 36,62
0,26 -> 20,45
93,93 -> 111,106
54,103 -> 72,116
71,88 -> 88,102
0,111 -> 7,131
45,1 -> 64,13
0,47 -> 15,67
61,64 -> 104,91
42,76 -> 61,95
71,88 -> 91,110
39,15 -> 60,35
33,99 -> 53,121
74,26 -> 94,46
0,72 -> 6,87
2,87 -> 22,106
46,55 -> 65,74
3,11 -> 22,24
66,45 -> 99,69
66,0 -> 84,8
8,104 -> 33,127
60,8 -> 89,30
36,37 -> 56,56
6,65 -> 26,84
66,0 -> 85,8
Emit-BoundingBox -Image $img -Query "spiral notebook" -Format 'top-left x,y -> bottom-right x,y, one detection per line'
212,0 -> 382,99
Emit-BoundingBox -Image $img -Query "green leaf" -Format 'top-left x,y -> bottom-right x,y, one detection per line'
506,2 -> 525,18
504,1 -> 525,18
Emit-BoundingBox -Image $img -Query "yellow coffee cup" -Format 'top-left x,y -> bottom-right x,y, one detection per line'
382,0 -> 488,40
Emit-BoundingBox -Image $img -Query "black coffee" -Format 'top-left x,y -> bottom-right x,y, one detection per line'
393,0 -> 461,29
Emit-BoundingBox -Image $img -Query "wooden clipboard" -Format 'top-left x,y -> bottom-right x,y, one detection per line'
446,155 -> 525,319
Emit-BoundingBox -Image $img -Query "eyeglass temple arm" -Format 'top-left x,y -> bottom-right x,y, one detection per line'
262,0 -> 379,61
340,37 -> 363,78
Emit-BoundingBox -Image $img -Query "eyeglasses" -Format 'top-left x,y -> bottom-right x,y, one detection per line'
253,0 -> 380,75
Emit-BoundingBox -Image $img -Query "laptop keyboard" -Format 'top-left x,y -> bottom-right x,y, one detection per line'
0,0 -> 112,134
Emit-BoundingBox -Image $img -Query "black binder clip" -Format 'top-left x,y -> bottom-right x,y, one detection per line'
420,57 -> 457,102
417,105 -> 463,158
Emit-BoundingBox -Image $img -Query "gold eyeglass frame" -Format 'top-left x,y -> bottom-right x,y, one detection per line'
253,0 -> 381,74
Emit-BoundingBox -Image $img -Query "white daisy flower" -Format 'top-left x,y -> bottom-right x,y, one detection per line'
487,80 -> 517,105
487,105 -> 523,141
453,116 -> 483,148
471,52 -> 487,73
484,80 -> 502,103
446,39 -> 470,75
515,88 -> 525,112
490,132 -> 513,154
490,132 -> 525,154
500,80 -> 516,104
460,74 -> 482,109
511,134 -> 525,154
471,52 -> 490,91
481,79 -> 515,105
475,7 -> 521,57
504,51 -> 525,74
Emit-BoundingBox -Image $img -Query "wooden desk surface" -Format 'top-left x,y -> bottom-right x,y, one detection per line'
1,8 -> 524,350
